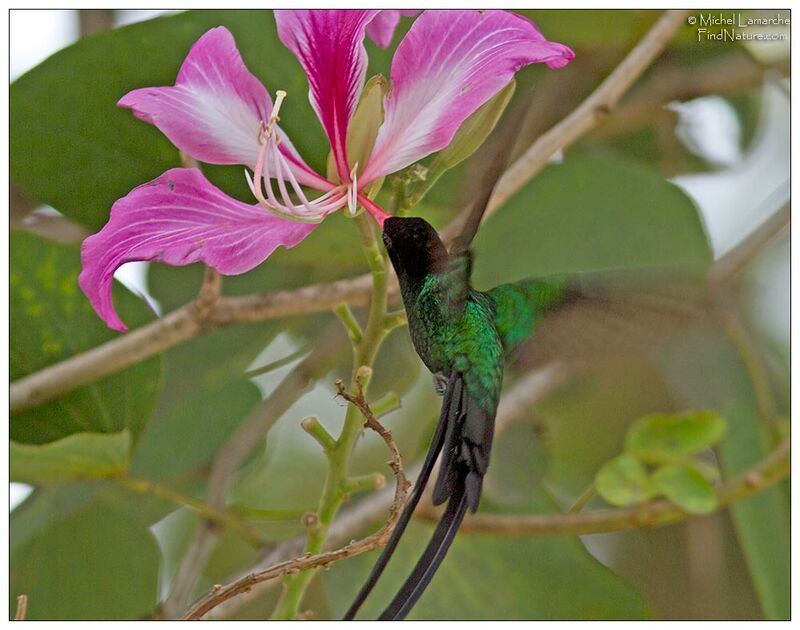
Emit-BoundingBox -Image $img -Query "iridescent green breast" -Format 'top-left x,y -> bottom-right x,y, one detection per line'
409,276 -> 503,414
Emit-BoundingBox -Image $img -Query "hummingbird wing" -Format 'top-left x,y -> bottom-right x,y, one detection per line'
449,91 -> 526,257
513,268 -> 712,371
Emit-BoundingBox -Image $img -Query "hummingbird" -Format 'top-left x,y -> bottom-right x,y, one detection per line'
344,122 -> 578,619
343,215 -> 572,620
344,116 -> 707,621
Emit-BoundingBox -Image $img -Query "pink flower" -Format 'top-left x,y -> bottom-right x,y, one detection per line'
80,10 -> 573,331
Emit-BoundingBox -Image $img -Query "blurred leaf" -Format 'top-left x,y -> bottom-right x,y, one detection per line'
11,430 -> 130,485
326,488 -> 650,620
718,404 -> 789,620
472,150 -> 711,289
656,330 -> 789,619
131,377 -> 260,482
10,500 -> 160,620
524,9 -> 654,49
482,420 -> 548,506
540,359 -> 676,495
596,454 -> 655,507
651,462 -> 717,514
10,10 -> 326,231
625,410 -> 726,465
10,232 -> 162,444
691,459 -> 722,483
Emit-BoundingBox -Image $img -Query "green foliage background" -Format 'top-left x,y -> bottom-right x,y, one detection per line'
10,9 -> 789,621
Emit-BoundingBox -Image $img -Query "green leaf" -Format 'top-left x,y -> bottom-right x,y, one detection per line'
625,410 -> 726,464
471,150 -> 711,289
10,500 -> 160,619
10,232 -> 162,444
11,430 -> 131,484
10,10 -> 327,231
718,404 -> 789,620
595,454 -> 655,507
131,378 -> 260,482
651,462 -> 717,514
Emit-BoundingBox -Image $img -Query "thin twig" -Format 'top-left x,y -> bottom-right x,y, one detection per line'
10,275 -> 378,413
415,438 -> 789,536
10,12 -> 691,414
181,383 -> 409,620
14,594 -> 28,621
708,202 -> 790,288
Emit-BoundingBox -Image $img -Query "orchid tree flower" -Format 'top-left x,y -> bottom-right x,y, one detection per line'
80,9 -> 574,331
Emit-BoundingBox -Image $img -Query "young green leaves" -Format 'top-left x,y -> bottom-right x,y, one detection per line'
595,410 -> 727,514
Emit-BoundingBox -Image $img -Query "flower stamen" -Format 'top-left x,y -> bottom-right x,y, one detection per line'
346,162 -> 359,216
266,89 -> 287,136
245,89 -> 348,223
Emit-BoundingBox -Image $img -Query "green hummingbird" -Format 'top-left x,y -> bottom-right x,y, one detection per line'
344,137 -> 579,619
344,116 -> 706,621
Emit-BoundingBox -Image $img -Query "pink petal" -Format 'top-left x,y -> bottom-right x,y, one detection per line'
275,10 -> 379,182
362,10 -> 574,182
79,168 -> 317,331
118,27 -> 328,190
366,10 -> 420,48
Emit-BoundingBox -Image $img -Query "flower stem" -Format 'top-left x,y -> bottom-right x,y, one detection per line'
120,477 -> 267,547
271,213 -> 398,619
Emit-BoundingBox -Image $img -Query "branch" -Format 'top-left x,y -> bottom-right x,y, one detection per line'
14,594 -> 28,621
181,383 -> 409,620
8,11 -> 691,413
416,439 -> 789,536
708,202 -> 790,288
10,273 -> 380,413
591,54 -> 789,141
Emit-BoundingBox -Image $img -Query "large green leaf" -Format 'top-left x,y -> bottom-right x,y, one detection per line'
11,430 -> 130,484
10,499 -> 160,620
10,232 -> 162,444
471,150 -> 711,289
